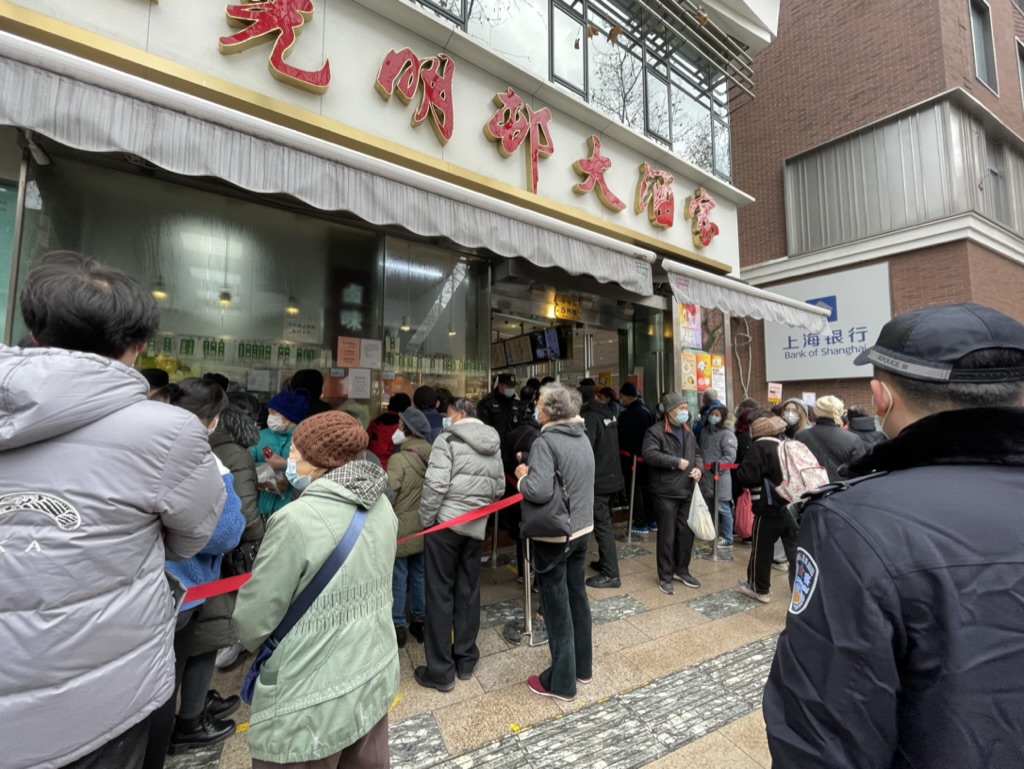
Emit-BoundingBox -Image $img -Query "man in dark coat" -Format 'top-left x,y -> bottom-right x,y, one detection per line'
291,369 -> 333,416
794,394 -> 866,481
617,382 -> 656,532
477,373 -> 525,446
579,378 -> 625,588
845,404 -> 888,449
765,303 -> 1024,769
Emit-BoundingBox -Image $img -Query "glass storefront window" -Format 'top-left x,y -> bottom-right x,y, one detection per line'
588,16 -> 644,133
468,0 -> 549,82
672,82 -> 714,173
551,5 -> 585,94
646,71 -> 671,144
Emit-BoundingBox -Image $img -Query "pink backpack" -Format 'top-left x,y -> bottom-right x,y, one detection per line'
759,437 -> 830,503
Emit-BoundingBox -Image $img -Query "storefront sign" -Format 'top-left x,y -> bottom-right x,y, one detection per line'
285,316 -> 319,344
764,263 -> 891,381
767,382 -> 782,405
219,0 -> 332,94
374,48 -> 455,144
679,304 -> 702,349
635,163 -> 674,228
684,187 -> 719,248
484,88 -> 554,194
572,136 -> 625,212
553,294 -> 582,322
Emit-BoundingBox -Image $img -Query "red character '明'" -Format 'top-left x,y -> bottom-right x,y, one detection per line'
572,135 -> 626,212
684,187 -> 720,248
484,88 -> 554,194
634,163 -> 675,229
219,0 -> 331,94
375,48 -> 456,145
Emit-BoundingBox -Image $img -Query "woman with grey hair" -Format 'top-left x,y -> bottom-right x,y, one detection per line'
515,383 -> 596,701
415,396 -> 504,691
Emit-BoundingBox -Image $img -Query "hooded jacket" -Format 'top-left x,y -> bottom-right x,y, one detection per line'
234,460 -> 399,765
765,407 -> 1024,769
0,346 -> 224,769
698,420 -> 738,501
580,399 -> 625,495
736,437 -> 787,518
795,419 -> 867,482
387,436 -> 432,558
848,415 -> 888,449
518,418 -> 596,540
419,417 -> 504,540
251,425 -> 297,515
641,417 -> 703,500
618,397 -> 656,458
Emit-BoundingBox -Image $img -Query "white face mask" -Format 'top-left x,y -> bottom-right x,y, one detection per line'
876,381 -> 895,437
782,411 -> 800,426
442,416 -> 452,430
206,417 -> 219,436
392,428 -> 406,446
285,458 -> 313,491
267,414 -> 289,433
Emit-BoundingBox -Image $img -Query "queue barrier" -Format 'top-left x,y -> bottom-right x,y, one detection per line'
183,493 -> 524,604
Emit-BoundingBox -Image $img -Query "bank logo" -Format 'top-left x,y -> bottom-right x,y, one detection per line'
0,492 -> 82,531
805,295 -> 838,323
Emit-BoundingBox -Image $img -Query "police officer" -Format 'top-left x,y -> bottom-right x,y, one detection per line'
477,373 -> 524,447
764,303 -> 1024,769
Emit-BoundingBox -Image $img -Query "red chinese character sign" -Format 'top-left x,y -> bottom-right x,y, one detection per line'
219,0 -> 331,94
375,48 -> 455,145
572,135 -> 626,212
684,187 -> 719,248
483,88 -> 554,194
634,163 -> 674,228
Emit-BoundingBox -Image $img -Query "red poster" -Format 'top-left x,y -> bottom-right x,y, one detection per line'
695,352 -> 712,391
336,336 -> 361,367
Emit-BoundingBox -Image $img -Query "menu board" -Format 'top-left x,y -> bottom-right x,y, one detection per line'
506,336 -> 534,366
491,342 -> 510,368
544,328 -> 563,359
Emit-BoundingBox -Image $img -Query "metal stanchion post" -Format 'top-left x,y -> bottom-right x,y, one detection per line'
522,538 -> 533,641
490,511 -> 499,568
626,454 -> 637,545
700,461 -> 732,562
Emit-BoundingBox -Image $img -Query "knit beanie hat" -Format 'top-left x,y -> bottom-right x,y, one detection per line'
399,407 -> 431,440
661,392 -> 685,413
813,395 -> 845,425
292,411 -> 369,469
267,389 -> 310,425
751,415 -> 788,439
781,397 -> 807,415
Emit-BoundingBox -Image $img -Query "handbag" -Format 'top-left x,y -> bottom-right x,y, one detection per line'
733,489 -> 753,539
519,454 -> 572,541
240,507 -> 368,704
687,492 -> 716,541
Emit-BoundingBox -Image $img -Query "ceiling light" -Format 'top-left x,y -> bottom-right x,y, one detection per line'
285,296 -> 300,316
150,277 -> 168,300
218,290 -> 232,307
448,322 -> 457,337
400,315 -> 411,332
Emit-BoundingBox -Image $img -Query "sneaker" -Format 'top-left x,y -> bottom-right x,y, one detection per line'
526,674 -> 574,702
456,664 -> 475,681
414,666 -> 454,692
648,521 -> 658,532
673,572 -> 701,589
214,641 -> 245,670
772,561 -> 789,572
658,579 -> 675,595
716,538 -> 733,549
736,579 -> 770,603
585,574 -> 621,589
577,675 -> 593,684
409,619 -> 425,644
629,526 -> 650,536
588,560 -> 602,571
395,624 -> 407,649
516,575 -> 525,584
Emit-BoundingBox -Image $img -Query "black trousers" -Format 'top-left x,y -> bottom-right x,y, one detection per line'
747,514 -> 798,594
62,714 -> 153,769
424,528 -> 482,684
534,535 -> 593,698
622,457 -> 655,528
591,492 -> 620,578
142,608 -> 199,769
653,496 -> 695,582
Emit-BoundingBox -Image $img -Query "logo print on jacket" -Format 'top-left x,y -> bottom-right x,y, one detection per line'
789,547 -> 819,615
0,493 -> 82,530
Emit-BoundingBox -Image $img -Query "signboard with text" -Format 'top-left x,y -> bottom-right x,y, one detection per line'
764,263 -> 891,382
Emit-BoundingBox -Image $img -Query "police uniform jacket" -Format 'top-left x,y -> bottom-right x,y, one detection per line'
477,388 -> 524,449
580,399 -> 625,495
764,407 -> 1024,769
618,398 -> 656,458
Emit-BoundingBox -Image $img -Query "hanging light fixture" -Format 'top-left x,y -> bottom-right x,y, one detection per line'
218,290 -> 232,307
150,276 -> 168,300
448,322 -> 457,337
285,296 -> 300,316
400,315 -> 411,332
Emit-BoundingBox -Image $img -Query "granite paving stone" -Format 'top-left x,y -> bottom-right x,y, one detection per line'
390,712 -> 448,769
686,587 -> 762,620
697,636 -> 778,708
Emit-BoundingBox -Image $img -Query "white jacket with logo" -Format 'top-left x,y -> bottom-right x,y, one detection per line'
0,346 -> 225,769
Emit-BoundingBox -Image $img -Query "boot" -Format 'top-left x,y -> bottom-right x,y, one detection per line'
168,713 -> 236,754
409,617 -> 425,644
395,624 -> 407,648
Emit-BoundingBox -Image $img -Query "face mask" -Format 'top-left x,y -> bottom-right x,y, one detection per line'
207,417 -> 219,435
708,414 -> 722,426
657,404 -> 665,414
503,387 -> 516,398
876,381 -> 895,436
267,414 -> 289,433
442,416 -> 453,430
285,458 -> 313,491
672,410 -> 689,426
392,428 -> 406,446
782,411 -> 800,426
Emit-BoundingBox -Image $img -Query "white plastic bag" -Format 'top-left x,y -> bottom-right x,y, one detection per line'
687,492 -> 716,541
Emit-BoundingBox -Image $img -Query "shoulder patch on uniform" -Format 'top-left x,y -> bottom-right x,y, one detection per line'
789,547 -> 818,615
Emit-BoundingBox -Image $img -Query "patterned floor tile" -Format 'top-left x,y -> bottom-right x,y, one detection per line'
686,587 -> 760,621
519,702 -> 662,769
590,593 -> 649,625
479,599 -> 524,629
697,636 -> 778,709
165,743 -> 223,769
390,712 -> 448,769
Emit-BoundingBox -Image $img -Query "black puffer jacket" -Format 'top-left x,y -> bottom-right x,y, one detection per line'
581,399 -> 625,495
795,420 -> 866,482
618,398 -> 655,457
765,407 -> 1024,769
735,437 -> 786,518
848,415 -> 888,449
641,419 -> 702,500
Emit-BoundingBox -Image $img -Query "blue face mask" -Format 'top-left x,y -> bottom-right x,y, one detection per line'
285,458 -> 313,492
672,410 -> 689,426
502,387 -> 516,398
442,416 -> 453,430
708,414 -> 722,426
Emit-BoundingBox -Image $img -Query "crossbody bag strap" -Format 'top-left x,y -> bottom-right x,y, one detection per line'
267,507 -> 368,647
402,448 -> 429,468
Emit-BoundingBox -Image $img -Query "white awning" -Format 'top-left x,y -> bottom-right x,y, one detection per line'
0,32 -> 656,295
663,259 -> 831,333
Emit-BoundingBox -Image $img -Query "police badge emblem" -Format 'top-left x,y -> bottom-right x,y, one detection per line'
789,547 -> 819,615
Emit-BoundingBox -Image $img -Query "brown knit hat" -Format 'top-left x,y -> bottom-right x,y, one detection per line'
291,411 -> 368,469
751,415 -> 788,440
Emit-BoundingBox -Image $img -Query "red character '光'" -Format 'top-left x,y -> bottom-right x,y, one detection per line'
483,88 -> 554,194
634,162 -> 675,229
219,0 -> 331,94
572,135 -> 626,212
375,48 -> 456,145
684,187 -> 720,248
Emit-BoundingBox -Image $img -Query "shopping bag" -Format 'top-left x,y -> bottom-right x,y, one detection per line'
734,489 -> 753,539
687,492 -> 716,541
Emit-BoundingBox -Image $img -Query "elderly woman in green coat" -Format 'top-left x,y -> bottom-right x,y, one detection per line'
234,411 -> 399,769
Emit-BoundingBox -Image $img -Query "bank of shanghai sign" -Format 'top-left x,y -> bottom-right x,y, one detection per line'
764,263 -> 891,382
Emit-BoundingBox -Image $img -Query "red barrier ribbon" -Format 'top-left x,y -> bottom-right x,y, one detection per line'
183,493 -> 524,604
619,450 -> 644,463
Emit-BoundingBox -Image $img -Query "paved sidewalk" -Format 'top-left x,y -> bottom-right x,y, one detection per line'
170,534 -> 785,769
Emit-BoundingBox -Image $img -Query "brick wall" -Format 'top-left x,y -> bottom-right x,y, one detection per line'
967,243 -> 1024,320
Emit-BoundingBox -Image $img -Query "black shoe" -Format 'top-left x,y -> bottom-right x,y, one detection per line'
588,560 -> 602,571
585,574 -> 621,589
456,664 -> 475,681
673,572 -> 701,589
395,624 -> 407,648
409,619 -> 425,644
168,714 -> 235,753
658,580 -> 675,595
414,665 -> 454,692
205,690 -> 240,721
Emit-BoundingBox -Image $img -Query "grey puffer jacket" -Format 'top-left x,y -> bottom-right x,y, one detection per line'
698,423 -> 738,501
0,346 -> 224,769
518,418 -> 596,540
419,417 -> 504,540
